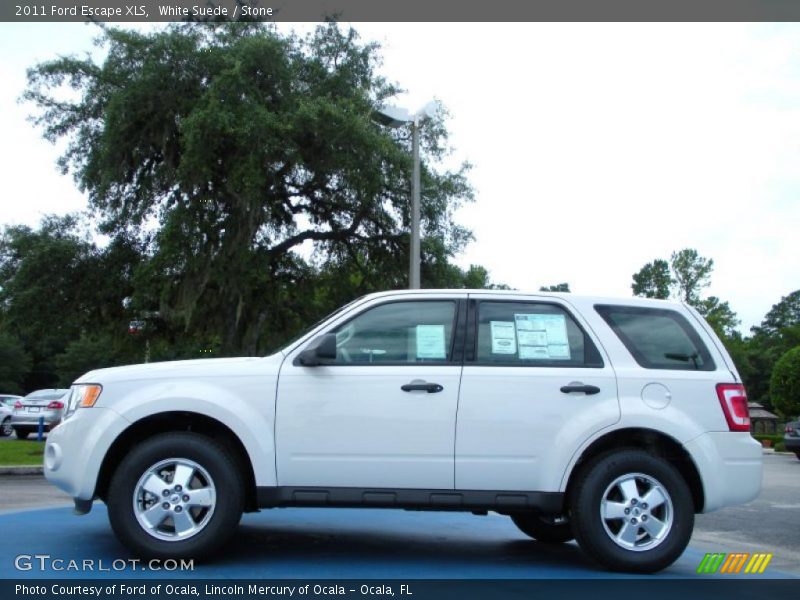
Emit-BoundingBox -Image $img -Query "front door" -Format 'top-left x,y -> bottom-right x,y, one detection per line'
276,296 -> 465,489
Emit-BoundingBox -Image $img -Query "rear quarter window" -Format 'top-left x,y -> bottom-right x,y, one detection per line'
595,305 -> 715,371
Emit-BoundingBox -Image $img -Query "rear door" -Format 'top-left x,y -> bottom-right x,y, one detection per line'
455,295 -> 620,492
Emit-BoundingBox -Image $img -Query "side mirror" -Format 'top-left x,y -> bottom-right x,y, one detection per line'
294,333 -> 337,366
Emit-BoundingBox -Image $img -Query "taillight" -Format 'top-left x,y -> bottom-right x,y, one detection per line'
14,401 -> 22,409
716,383 -> 750,432
47,401 -> 64,410
787,425 -> 796,434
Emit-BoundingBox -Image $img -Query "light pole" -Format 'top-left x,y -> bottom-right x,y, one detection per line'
373,101 -> 439,290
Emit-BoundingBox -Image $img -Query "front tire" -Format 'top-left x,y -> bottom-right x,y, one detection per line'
570,449 -> 694,573
107,432 -> 244,560
511,513 -> 574,543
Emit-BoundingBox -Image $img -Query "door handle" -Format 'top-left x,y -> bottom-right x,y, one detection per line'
401,382 -> 444,393
560,384 -> 601,395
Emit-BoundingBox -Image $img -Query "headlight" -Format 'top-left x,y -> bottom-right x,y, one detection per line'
63,384 -> 103,419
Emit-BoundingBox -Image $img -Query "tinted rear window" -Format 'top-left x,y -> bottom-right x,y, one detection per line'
595,305 -> 715,371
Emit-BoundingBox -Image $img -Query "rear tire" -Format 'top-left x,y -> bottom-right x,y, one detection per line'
107,432 -> 244,560
0,418 -> 12,437
13,427 -> 33,440
511,513 -> 574,543
794,451 -> 800,460
569,449 -> 694,573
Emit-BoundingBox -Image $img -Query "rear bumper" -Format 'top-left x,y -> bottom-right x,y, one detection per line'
10,415 -> 60,429
784,437 -> 800,451
684,432 -> 762,513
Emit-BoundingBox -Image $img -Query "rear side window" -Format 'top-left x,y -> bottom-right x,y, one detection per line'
595,305 -> 715,371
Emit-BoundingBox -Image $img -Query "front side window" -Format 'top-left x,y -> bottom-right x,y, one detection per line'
475,301 -> 603,367
595,305 -> 715,371
332,301 -> 457,365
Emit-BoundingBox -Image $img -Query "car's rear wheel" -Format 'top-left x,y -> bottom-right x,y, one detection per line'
107,432 -> 244,560
511,513 -> 574,543
0,418 -> 12,437
794,451 -> 800,461
570,449 -> 693,573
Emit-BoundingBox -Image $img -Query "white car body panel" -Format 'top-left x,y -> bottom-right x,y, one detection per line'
44,289 -> 761,516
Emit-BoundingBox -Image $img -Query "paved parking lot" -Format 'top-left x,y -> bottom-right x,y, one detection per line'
0,453 -> 796,579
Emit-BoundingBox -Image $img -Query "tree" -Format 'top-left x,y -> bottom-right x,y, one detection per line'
770,346 -> 800,418
696,296 -> 740,339
0,332 -> 31,394
751,290 -> 800,339
631,259 -> 671,299
0,215 -> 143,389
540,283 -> 570,292
25,23 -> 474,356
670,249 -> 713,305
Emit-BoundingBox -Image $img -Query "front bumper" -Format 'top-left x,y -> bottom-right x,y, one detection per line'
44,407 -> 130,502
684,432 -> 762,513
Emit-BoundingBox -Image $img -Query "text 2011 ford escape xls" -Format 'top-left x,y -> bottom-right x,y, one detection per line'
44,290 -> 762,573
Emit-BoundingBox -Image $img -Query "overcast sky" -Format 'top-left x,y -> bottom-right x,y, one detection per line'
1,22 -> 798,332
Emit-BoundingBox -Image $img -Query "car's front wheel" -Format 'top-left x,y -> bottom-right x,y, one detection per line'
107,432 -> 244,560
511,513 -> 574,543
0,418 -> 12,437
569,449 -> 694,573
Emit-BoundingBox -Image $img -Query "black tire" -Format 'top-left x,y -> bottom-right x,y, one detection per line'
13,427 -> 33,440
107,432 -> 244,560
0,418 -> 12,437
569,449 -> 694,573
794,451 -> 800,460
511,513 -> 574,543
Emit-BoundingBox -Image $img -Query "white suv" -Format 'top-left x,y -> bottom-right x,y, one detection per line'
44,290 -> 762,573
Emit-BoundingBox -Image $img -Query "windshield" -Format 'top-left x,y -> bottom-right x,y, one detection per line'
278,295 -> 368,353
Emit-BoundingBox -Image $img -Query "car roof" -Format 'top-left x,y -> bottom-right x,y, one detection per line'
357,289 -> 684,309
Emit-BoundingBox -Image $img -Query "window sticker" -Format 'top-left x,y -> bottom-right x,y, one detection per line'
514,313 -> 571,360
416,324 -> 447,359
490,321 -> 517,354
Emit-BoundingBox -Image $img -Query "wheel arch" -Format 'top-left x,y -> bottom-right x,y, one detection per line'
94,411 -> 258,512
563,427 -> 705,513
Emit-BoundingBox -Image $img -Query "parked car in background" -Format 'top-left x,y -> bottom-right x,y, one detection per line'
784,420 -> 800,459
11,389 -> 69,439
0,395 -> 22,437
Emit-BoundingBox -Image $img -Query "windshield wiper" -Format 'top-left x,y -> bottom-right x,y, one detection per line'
664,352 -> 699,369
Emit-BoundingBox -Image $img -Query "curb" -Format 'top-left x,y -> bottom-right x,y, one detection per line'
0,465 -> 44,475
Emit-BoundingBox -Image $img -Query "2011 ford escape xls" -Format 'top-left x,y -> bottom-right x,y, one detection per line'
44,290 -> 762,573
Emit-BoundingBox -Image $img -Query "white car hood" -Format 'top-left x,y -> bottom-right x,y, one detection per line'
74,353 -> 285,384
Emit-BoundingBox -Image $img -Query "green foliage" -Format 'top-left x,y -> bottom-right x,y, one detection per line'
24,23 -> 478,355
770,346 -> 800,418
540,283 -> 570,293
670,248 -> 713,305
55,335 -> 118,386
0,332 -> 32,394
773,442 -> 786,452
631,259 -> 671,299
697,296 -> 740,339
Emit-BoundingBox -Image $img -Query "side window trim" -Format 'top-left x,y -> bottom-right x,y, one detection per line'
465,298 -> 604,369
319,298 -> 465,367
